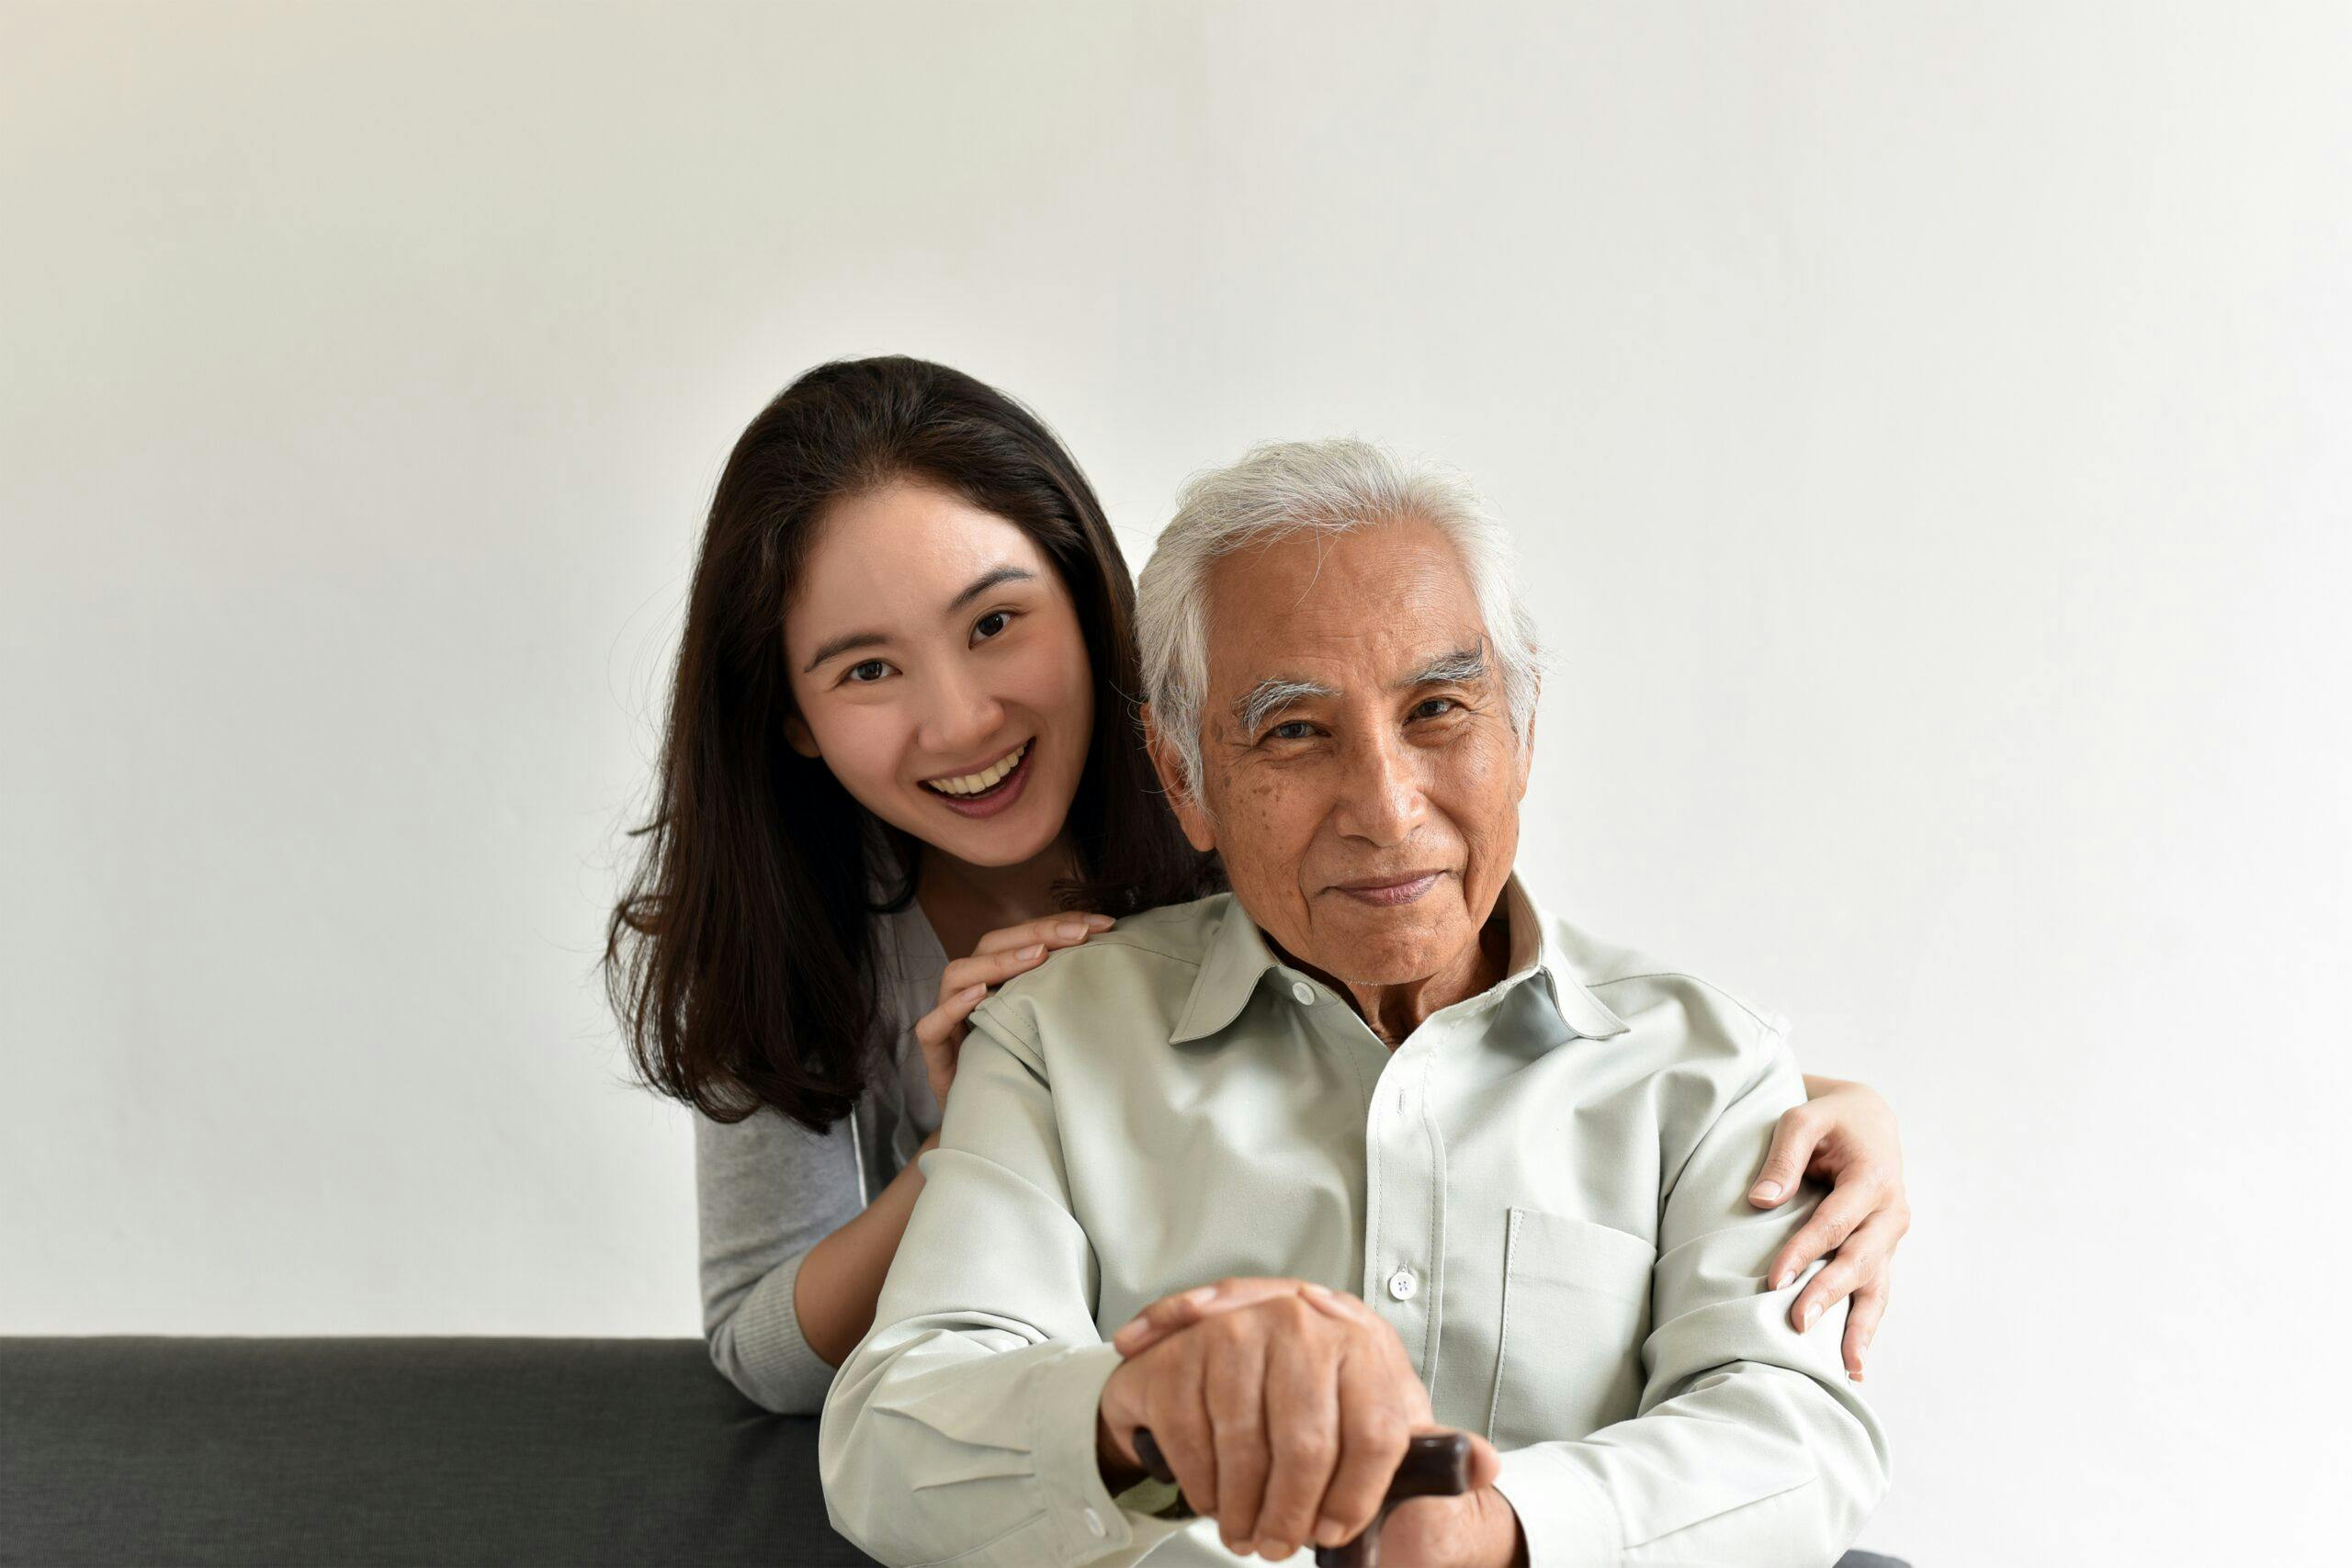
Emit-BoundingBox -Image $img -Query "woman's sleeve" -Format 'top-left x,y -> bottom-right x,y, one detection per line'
693,1102 -> 871,1414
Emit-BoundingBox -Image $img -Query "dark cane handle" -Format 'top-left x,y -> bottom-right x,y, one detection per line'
1129,1427 -> 1473,1567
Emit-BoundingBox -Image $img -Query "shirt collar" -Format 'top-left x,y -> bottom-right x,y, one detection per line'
1170,873 -> 1630,1046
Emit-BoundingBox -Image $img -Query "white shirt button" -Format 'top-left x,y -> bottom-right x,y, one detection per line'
1291,980 -> 1315,1005
1387,1268 -> 1419,1302
1084,1506 -> 1105,1538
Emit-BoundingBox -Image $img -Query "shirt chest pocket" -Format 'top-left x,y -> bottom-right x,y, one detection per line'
1485,1206 -> 1656,1450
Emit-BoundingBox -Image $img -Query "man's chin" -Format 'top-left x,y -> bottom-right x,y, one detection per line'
1304,910 -> 1473,988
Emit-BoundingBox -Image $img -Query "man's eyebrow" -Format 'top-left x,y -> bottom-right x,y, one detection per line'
802,565 -> 1038,672
1231,676 -> 1340,735
1396,644 -> 1487,690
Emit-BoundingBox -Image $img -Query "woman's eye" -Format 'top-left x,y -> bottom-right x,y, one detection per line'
844,660 -> 892,684
972,610 -> 1012,642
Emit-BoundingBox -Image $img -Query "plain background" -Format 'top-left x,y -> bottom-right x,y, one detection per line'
5,4 -> 2345,1562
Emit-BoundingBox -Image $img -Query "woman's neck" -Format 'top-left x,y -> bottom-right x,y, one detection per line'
914,835 -> 1080,962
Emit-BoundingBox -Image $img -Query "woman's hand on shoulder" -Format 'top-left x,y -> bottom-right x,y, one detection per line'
1747,1076 -> 1909,1382
913,912 -> 1114,1111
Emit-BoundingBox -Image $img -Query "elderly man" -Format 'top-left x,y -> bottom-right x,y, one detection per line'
820,441 -> 1889,1567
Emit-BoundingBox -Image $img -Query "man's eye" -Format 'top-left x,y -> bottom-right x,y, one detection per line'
973,610 -> 1012,642
1268,720 -> 1316,741
844,660 -> 892,684
1413,697 -> 1459,720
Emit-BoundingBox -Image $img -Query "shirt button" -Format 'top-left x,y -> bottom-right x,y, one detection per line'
1084,1506 -> 1105,1538
1291,980 -> 1315,1005
1387,1268 -> 1419,1302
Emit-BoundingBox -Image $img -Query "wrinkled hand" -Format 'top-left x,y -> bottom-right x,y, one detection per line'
1375,1479 -> 1524,1568
912,912 -> 1111,1111
1097,1281 -> 1505,1562
1111,1275 -> 1337,1359
1748,1077 -> 1910,1380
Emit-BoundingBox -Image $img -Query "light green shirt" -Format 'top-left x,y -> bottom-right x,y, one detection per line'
819,877 -> 1889,1566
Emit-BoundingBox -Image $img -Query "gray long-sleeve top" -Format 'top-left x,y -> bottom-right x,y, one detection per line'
694,897 -> 945,1414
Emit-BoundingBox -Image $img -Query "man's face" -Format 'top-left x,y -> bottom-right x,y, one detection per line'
1151,516 -> 1533,989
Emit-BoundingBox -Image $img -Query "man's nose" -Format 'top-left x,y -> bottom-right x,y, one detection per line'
916,664 -> 1005,759
1332,728 -> 1427,846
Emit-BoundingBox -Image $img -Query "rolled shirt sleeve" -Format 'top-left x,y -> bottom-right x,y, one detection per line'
818,1012 -> 1195,1568
1489,1022 -> 1893,1566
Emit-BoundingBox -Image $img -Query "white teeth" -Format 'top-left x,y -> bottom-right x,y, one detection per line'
927,740 -> 1027,797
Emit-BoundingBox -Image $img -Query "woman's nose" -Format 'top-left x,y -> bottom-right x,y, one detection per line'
916,666 -> 1005,757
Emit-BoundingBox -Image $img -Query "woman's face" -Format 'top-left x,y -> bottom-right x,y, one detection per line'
782,479 -> 1094,871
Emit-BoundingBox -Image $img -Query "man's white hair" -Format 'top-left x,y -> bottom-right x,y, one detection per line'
1136,437 -> 1545,801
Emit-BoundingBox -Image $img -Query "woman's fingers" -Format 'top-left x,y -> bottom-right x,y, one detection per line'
1842,1273 -> 1891,1381
1748,1103 -> 1826,1207
913,984 -> 989,1046
969,912 -> 1114,957
939,942 -> 1057,999
1766,1174 -> 1882,1291
1786,1206 -> 1905,1335
916,916 -> 1111,1109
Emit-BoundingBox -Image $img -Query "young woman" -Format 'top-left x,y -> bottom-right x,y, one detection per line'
604,355 -> 1911,1416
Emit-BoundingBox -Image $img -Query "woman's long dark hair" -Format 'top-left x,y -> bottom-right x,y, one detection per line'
605,356 -> 1219,1134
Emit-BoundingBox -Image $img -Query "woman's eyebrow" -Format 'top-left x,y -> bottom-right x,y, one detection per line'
803,629 -> 889,672
944,564 -> 1036,614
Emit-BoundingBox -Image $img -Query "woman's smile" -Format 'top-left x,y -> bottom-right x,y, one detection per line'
920,737 -> 1035,818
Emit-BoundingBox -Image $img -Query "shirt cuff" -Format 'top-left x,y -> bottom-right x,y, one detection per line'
1492,1443 -> 1624,1567
1026,1341 -> 1195,1566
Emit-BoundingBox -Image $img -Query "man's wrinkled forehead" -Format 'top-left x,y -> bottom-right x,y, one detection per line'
1199,526 -> 1492,718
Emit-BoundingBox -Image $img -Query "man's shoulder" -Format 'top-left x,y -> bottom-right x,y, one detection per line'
1535,900 -> 1792,1066
967,894 -> 1231,1055
1530,903 -> 1804,1164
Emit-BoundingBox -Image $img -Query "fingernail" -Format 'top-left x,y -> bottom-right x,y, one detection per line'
1020,943 -> 1045,959
1087,913 -> 1115,929
1302,1281 -> 1331,1298
1261,1543 -> 1292,1561
1751,1180 -> 1782,1202
1183,1285 -> 1216,1305
1770,1269 -> 1793,1291
1802,1303 -> 1821,1329
961,984 -> 988,1002
1057,920 -> 1086,940
1315,1518 -> 1347,1547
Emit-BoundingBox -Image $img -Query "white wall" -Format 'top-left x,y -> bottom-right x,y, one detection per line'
5,4 -> 2345,1562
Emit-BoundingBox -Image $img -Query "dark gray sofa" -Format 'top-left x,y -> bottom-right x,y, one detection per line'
0,1337 -> 1907,1566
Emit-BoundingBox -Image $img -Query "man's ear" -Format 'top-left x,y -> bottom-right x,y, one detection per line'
785,711 -> 820,760
1140,703 -> 1217,853
1511,669 -> 1541,799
